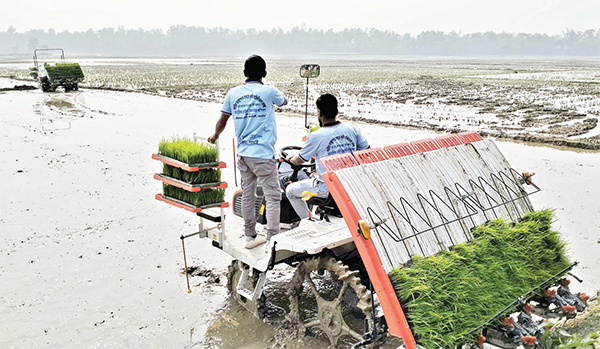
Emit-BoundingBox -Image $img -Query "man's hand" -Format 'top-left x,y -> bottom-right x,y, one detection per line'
208,134 -> 218,144
288,154 -> 305,166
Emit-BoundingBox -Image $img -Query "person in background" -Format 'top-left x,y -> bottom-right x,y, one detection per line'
208,55 -> 288,249
286,93 -> 369,219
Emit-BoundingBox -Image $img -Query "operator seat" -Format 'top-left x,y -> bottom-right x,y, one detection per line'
304,193 -> 341,222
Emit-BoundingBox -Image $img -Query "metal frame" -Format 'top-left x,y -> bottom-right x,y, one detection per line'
193,133 -> 226,247
365,168 -> 540,262
33,48 -> 65,69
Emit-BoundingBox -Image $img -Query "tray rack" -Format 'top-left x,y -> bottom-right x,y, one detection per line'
152,138 -> 229,248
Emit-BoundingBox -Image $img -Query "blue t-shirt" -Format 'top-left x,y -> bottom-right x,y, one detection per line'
222,81 -> 286,159
299,122 -> 370,184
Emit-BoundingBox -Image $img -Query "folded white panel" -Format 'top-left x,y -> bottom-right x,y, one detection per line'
335,139 -> 535,272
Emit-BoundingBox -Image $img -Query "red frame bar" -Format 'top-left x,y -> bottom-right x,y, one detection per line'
155,193 -> 229,213
320,153 -> 360,172
410,138 -> 440,153
321,171 -> 417,349
353,148 -> 389,164
152,153 -> 226,171
457,131 -> 483,143
383,142 -> 416,158
153,173 -> 228,192
435,134 -> 464,148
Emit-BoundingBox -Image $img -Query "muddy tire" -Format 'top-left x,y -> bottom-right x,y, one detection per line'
40,77 -> 52,92
226,260 -> 268,319
286,256 -> 373,348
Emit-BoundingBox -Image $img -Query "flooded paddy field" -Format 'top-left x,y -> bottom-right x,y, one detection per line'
2,56 -> 600,149
0,56 -> 599,348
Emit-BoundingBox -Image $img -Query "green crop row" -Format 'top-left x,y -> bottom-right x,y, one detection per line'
162,164 -> 221,184
389,209 -> 570,349
44,62 -> 84,79
162,184 -> 225,207
158,136 -> 218,165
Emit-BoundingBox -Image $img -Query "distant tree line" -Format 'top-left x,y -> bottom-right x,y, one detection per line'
1,25 -> 598,56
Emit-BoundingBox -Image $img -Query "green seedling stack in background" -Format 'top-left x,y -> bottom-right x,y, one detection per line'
44,62 -> 84,79
158,136 -> 224,206
389,209 -> 570,349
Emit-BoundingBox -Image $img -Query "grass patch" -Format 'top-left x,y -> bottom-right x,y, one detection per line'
389,210 -> 571,349
162,184 -> 225,207
158,136 -> 218,164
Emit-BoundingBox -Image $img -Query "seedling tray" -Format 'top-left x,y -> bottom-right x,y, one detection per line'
155,193 -> 229,213
152,153 -> 226,171
153,173 -> 227,192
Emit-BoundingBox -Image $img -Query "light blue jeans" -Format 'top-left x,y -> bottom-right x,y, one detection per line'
285,177 -> 329,219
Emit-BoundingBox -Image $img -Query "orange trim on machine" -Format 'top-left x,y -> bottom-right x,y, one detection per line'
410,138 -> 441,152
457,131 -> 483,143
383,142 -> 416,158
321,171 -> 417,349
353,148 -> 389,164
320,152 -> 361,172
435,134 -> 464,147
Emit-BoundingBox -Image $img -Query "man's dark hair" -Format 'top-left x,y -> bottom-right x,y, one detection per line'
244,55 -> 267,80
316,93 -> 338,119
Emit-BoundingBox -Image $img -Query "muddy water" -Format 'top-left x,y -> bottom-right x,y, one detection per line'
1,82 -> 598,349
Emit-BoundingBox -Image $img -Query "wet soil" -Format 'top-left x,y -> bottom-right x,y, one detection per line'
0,75 -> 598,349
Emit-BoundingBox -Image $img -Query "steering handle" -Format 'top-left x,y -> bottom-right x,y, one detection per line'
280,146 -> 313,168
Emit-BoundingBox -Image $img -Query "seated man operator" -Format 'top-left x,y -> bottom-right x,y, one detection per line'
286,93 -> 370,219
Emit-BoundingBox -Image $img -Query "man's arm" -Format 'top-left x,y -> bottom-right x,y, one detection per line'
280,97 -> 288,107
355,127 -> 370,150
208,112 -> 231,144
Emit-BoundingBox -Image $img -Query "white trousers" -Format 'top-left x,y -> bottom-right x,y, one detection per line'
285,177 -> 329,219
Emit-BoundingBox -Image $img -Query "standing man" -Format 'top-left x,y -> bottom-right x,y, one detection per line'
286,93 -> 369,219
208,55 -> 288,249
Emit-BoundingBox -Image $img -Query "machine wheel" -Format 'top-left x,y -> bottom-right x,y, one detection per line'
226,259 -> 268,319
286,256 -> 373,348
40,77 -> 52,92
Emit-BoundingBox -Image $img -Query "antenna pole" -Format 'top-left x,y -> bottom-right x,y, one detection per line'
305,77 -> 309,129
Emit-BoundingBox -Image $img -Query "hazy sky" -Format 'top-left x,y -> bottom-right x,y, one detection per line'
3,0 -> 599,35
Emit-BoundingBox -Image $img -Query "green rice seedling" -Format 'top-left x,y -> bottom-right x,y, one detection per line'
158,136 -> 218,165
162,184 -> 225,207
389,209 -> 570,349
162,164 -> 221,184
44,62 -> 84,79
